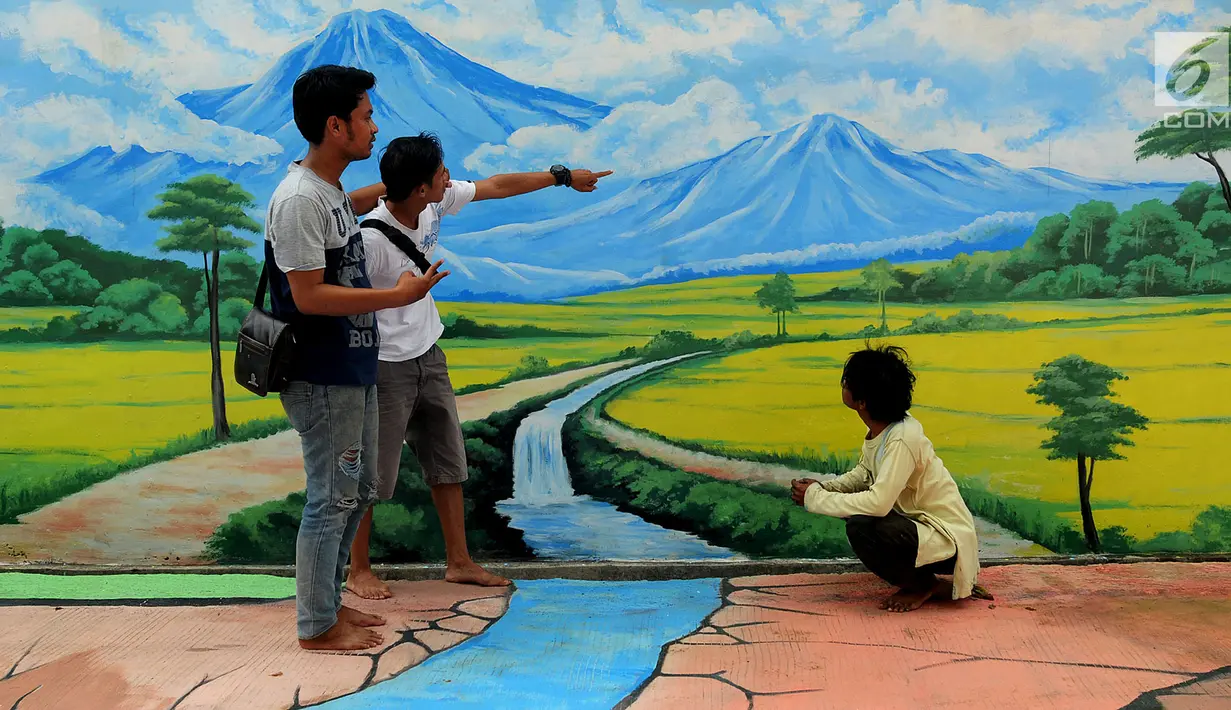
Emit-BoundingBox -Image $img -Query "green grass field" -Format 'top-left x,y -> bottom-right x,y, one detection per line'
606,307 -> 1231,542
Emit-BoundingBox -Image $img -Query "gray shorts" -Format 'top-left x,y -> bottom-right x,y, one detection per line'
375,344 -> 468,499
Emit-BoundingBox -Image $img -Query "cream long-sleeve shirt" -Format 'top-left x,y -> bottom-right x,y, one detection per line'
803,414 -> 980,600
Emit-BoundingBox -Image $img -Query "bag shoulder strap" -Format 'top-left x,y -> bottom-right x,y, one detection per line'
254,260 -> 270,311
360,218 -> 433,274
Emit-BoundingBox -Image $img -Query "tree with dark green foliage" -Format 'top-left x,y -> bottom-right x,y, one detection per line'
1121,254 -> 1188,296
1059,201 -> 1118,265
861,258 -> 900,333
755,271 -> 798,336
77,279 -> 189,336
1191,506 -> 1231,552
148,175 -> 261,441
0,270 -> 52,305
0,230 -> 101,306
1174,223 -> 1218,282
1055,264 -> 1117,298
1174,182 -> 1217,225
38,260 -> 101,304
1027,355 -> 1148,552
1136,110 -> 1231,213
1104,200 -> 1184,271
1,224 -> 199,306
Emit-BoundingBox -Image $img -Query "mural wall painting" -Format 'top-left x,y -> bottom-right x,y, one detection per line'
1,1 -> 1229,571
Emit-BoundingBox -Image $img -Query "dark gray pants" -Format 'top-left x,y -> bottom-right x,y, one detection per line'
375,344 -> 468,500
846,511 -> 955,590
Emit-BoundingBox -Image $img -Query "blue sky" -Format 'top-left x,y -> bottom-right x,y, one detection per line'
1,0 -> 1229,227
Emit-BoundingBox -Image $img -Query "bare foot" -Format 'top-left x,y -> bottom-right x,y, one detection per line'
346,570 -> 392,600
445,561 -> 511,587
339,605 -> 386,627
881,579 -> 950,613
299,621 -> 384,652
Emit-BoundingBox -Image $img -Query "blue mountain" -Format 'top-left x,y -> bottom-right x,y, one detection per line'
426,114 -> 1188,299
30,9 -> 612,255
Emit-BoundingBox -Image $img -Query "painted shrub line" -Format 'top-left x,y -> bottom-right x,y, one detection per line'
561,408 -> 855,559
204,377 -> 609,564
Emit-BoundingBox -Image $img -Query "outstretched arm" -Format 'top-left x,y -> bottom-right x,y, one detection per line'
473,169 -> 613,201
348,183 -> 386,215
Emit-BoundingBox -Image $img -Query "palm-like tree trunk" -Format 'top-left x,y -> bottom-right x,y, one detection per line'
206,248 -> 230,441
1196,152 -> 1231,212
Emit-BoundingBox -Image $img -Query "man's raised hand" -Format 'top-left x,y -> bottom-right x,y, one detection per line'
394,260 -> 449,305
570,169 -> 613,192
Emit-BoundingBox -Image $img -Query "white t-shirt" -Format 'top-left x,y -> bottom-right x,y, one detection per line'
360,180 -> 476,362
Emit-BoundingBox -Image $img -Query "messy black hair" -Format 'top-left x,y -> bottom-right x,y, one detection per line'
380,133 -> 444,202
841,343 -> 916,423
292,65 -> 376,145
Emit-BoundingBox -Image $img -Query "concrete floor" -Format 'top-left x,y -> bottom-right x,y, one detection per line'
0,561 -> 1228,709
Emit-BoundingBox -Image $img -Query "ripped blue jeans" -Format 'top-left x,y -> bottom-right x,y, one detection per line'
280,382 -> 379,640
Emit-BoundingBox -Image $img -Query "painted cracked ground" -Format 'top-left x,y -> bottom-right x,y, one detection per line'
0,562 -> 1228,709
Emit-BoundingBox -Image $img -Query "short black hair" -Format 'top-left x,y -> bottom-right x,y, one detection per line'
841,343 -> 916,423
292,65 -> 376,145
380,133 -> 444,201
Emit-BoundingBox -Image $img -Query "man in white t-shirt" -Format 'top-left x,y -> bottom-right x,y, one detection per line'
347,132 -> 612,597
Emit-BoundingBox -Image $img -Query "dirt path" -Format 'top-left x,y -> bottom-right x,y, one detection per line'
0,362 -> 629,565
585,409 -> 1052,558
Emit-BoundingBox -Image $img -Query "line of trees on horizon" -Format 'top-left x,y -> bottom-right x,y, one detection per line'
811,181 -> 1231,310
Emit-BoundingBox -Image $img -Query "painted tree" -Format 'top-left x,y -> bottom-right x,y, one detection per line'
1122,255 -> 1187,296
1059,201 -> 1118,264
1137,28 -> 1231,210
1104,200 -> 1184,269
148,175 -> 260,441
1174,182 -> 1217,225
1136,111 -> 1231,213
1028,355 -> 1148,552
1174,222 -> 1218,282
861,258 -> 901,334
754,271 -> 798,336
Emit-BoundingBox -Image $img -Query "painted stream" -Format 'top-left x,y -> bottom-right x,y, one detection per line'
317,359 -> 732,708
495,355 -> 737,561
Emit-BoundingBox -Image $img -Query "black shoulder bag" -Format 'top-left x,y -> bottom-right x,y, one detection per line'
360,218 -> 434,272
235,261 -> 297,397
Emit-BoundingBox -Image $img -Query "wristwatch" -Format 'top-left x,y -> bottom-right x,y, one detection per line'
550,164 -> 572,187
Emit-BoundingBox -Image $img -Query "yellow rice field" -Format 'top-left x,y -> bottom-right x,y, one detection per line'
606,311 -> 1231,540
0,335 -> 640,483
445,292 -> 1229,339
0,307 -> 79,330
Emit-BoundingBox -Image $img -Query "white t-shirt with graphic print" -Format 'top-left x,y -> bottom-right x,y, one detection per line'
360,180 -> 476,362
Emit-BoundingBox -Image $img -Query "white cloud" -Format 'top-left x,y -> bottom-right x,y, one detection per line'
0,0 -> 283,193
759,69 -> 1051,159
772,0 -> 865,37
408,0 -> 780,98
463,79 -> 762,177
0,0 -> 143,81
843,0 -> 1198,72
755,68 -> 1207,182
192,0 -> 303,60
3,94 -> 281,176
638,211 -> 1039,280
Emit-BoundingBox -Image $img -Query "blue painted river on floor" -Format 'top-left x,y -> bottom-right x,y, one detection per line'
316,578 -> 721,709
